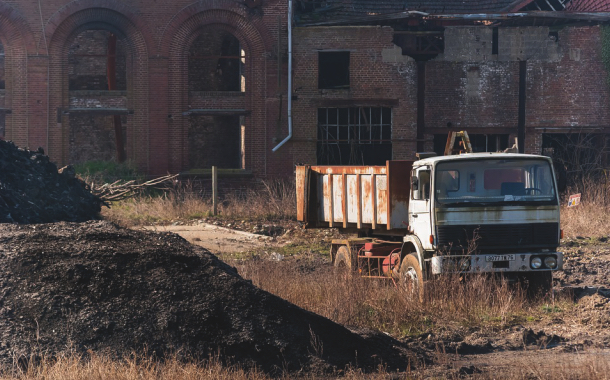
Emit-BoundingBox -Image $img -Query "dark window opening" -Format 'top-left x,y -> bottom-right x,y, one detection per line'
68,30 -> 127,91
0,41 -> 4,138
0,41 -> 5,90
318,51 -> 350,89
317,107 -> 391,165
188,115 -> 243,169
542,133 -> 610,189
433,134 -> 509,155
392,31 -> 444,61
189,30 -> 245,92
492,27 -> 499,55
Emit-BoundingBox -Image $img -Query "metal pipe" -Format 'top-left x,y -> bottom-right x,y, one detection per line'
272,0 -> 292,152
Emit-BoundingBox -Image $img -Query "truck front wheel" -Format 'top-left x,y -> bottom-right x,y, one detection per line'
399,254 -> 424,302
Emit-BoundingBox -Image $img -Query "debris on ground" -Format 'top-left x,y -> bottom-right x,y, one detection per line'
0,221 -> 416,375
0,140 -> 102,223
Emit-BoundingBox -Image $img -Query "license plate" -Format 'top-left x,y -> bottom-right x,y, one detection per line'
485,254 -> 515,262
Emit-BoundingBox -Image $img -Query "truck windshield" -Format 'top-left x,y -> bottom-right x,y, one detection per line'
435,158 -> 557,206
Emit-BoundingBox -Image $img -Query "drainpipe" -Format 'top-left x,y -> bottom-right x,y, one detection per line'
272,0 -> 292,152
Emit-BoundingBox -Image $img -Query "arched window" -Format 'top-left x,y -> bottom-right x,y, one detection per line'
67,29 -> 129,164
188,29 -> 245,92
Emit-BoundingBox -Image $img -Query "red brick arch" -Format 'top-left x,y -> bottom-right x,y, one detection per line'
165,5 -> 272,174
46,6 -> 151,169
0,3 -> 36,147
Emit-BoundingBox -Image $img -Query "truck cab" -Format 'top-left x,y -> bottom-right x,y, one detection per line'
411,153 -> 562,280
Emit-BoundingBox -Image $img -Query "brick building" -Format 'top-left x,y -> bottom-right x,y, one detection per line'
0,0 -> 609,181
291,0 -> 610,178
0,0 -> 291,180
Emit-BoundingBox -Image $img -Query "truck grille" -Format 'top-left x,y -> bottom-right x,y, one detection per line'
436,223 -> 559,250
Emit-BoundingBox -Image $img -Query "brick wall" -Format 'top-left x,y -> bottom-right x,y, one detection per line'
292,26 -> 418,165
0,0 -> 609,181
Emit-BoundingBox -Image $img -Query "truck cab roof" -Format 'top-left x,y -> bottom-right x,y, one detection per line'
413,152 -> 553,167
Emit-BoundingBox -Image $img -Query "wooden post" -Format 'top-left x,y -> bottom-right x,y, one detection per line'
212,166 -> 218,216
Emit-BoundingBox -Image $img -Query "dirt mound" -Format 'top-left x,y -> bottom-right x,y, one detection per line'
0,221 -> 414,375
0,140 -> 102,223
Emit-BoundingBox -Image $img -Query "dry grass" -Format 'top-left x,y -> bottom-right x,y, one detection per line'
236,259 -> 531,336
561,180 -> 610,238
101,179 -> 296,226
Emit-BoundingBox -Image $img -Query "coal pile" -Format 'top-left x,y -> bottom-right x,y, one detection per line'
0,140 -> 102,223
0,221 -> 414,375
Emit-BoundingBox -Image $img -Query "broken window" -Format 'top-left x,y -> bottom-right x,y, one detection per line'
318,51 -> 349,89
189,30 -> 245,92
434,134 -> 509,155
317,107 -> 392,165
188,115 -> 244,169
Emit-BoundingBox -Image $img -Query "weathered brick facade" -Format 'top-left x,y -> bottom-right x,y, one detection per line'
0,0 -> 609,180
0,0 -> 291,179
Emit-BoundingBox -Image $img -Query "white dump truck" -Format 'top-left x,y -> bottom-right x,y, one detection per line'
296,150 -> 563,296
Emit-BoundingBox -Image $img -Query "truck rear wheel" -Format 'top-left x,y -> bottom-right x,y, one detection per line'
399,254 -> 424,302
334,246 -> 352,270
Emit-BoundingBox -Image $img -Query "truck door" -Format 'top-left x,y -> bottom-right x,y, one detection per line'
410,167 -> 433,250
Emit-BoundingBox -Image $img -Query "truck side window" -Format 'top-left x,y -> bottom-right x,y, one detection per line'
412,170 -> 431,200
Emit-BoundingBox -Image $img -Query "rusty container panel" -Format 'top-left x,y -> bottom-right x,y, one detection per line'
296,162 -> 411,231
388,161 -> 413,229
332,174 -> 343,223
296,166 -> 309,222
347,175 -> 359,224
360,174 -> 373,225
376,175 -> 388,226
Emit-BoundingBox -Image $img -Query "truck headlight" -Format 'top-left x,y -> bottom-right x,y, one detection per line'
530,256 -> 542,269
459,259 -> 470,271
544,256 -> 557,269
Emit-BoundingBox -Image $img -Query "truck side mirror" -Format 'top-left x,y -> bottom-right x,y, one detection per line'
411,176 -> 419,190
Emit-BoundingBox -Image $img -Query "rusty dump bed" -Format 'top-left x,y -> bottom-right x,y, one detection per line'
296,161 -> 413,232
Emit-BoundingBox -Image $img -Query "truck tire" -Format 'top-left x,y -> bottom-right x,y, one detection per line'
399,254 -> 424,302
522,271 -> 552,298
334,246 -> 352,270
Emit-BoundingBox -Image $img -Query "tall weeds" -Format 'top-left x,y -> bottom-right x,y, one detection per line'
236,259 -> 528,336
101,179 -> 296,226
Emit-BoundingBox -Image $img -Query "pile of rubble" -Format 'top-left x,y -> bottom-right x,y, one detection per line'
0,221 -> 414,375
0,140 -> 102,223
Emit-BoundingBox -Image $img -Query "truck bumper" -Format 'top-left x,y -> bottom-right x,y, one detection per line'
430,252 -> 563,275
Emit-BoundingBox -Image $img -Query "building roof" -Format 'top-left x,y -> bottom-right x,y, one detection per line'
296,0 -> 532,19
565,0 -> 610,11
